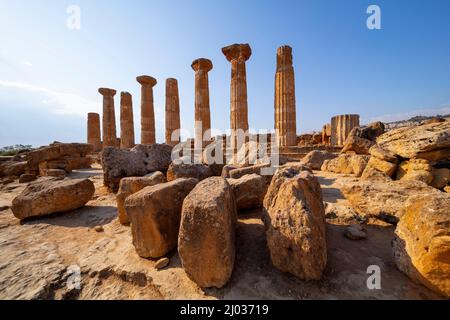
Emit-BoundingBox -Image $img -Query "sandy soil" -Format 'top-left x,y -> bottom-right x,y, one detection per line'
0,167 -> 442,300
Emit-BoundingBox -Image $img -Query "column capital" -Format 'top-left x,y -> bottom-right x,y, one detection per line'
98,88 -> 116,96
136,75 -> 157,87
166,78 -> 178,85
191,58 -> 213,72
222,43 -> 252,62
120,91 -> 132,103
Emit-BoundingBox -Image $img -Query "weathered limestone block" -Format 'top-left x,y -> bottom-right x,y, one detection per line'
166,163 -> 212,182
341,127 -> 375,155
102,144 -> 172,192
19,173 -> 36,183
178,177 -> 237,288
274,45 -> 297,147
396,159 -> 434,185
330,114 -> 360,146
191,59 -> 213,150
228,163 -> 273,185
222,43 -> 252,151
98,88 -> 117,147
25,143 -> 92,169
363,156 -> 398,177
165,78 -> 181,146
38,160 -> 69,175
45,169 -> 66,178
64,156 -> 91,171
87,112 -> 102,151
263,169 -> 327,280
227,173 -> 267,210
393,193 -> 450,298
119,92 -> 135,149
377,121 -> 450,160
136,75 -> 157,145
116,172 -> 167,225
11,178 -> 94,220
1,161 -> 27,177
341,179 -> 440,223
361,167 -> 392,182
322,123 -> 331,145
321,154 -> 369,177
300,150 -> 337,170
125,178 -> 198,258
431,168 -> 450,189
369,144 -> 398,163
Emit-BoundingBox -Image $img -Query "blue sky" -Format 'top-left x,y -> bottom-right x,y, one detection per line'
1,0 -> 450,147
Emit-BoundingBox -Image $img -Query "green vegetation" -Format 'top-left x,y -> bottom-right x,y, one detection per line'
0,145 -> 33,156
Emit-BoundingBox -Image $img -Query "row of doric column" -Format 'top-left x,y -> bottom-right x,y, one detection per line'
87,43 -> 300,151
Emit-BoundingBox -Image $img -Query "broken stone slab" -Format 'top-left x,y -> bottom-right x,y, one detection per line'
102,144 -> 172,192
263,169 -> 327,280
341,179 -> 441,224
125,178 -> 198,259
11,178 -> 95,220
178,177 -> 237,288
321,154 -> 369,177
116,172 -> 167,225
227,173 -> 267,210
166,163 -> 213,182
300,150 -> 338,170
392,193 -> 450,298
377,121 -> 450,161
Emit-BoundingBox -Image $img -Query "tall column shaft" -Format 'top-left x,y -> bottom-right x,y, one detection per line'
165,78 -> 181,146
191,58 -> 213,150
137,76 -> 157,145
120,92 -> 135,149
222,44 -> 252,151
274,45 -> 296,147
87,112 -> 102,151
98,88 -> 117,147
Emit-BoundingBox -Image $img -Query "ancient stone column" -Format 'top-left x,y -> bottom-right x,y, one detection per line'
165,78 -> 181,146
331,114 -> 360,146
322,123 -> 331,145
120,92 -> 135,149
136,76 -> 157,145
222,43 -> 252,151
274,45 -> 297,147
87,112 -> 102,151
191,58 -> 213,150
98,88 -> 117,148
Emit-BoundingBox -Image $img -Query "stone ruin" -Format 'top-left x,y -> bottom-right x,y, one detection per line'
2,43 -> 449,299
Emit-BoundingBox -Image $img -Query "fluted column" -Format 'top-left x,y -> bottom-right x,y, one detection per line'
165,78 -> 181,146
191,58 -> 213,150
87,112 -> 102,151
120,92 -> 135,149
136,75 -> 157,145
331,114 -> 360,146
98,88 -> 117,148
274,45 -> 296,147
222,43 -> 252,151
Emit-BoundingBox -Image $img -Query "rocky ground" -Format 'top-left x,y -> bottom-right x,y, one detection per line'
0,165 -> 441,300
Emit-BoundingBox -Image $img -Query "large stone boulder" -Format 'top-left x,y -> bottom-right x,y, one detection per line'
341,179 -> 441,224
263,169 -> 327,280
116,172 -> 167,225
102,144 -> 172,191
124,178 -> 198,258
377,121 -> 450,161
26,143 -> 92,169
363,157 -> 397,178
1,161 -> 27,177
178,177 -> 237,288
321,154 -> 369,177
341,122 -> 385,155
11,178 -> 95,220
431,168 -> 450,189
392,193 -> 450,298
166,163 -> 212,182
228,163 -> 273,186
396,159 -> 434,185
227,173 -> 267,210
300,150 -> 337,170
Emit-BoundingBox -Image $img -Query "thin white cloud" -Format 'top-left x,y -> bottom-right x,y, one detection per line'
22,61 -> 33,67
365,103 -> 450,123
0,80 -> 99,116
